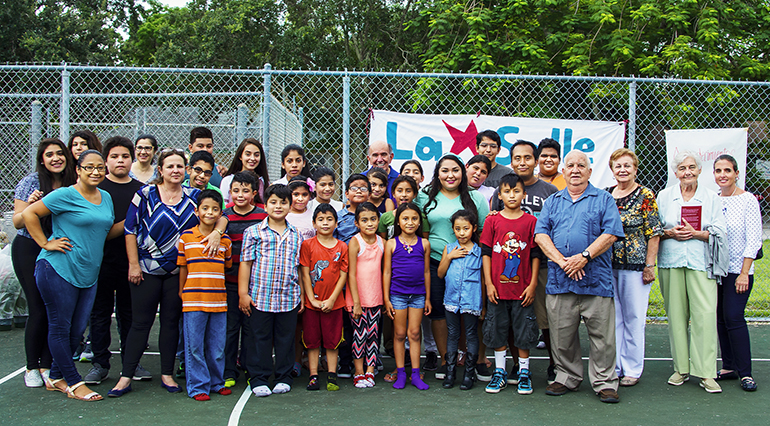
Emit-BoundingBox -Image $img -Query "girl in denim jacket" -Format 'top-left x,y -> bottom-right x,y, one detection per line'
437,209 -> 483,390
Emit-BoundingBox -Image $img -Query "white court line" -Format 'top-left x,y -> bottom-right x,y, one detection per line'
228,387 -> 251,426
0,367 -> 26,386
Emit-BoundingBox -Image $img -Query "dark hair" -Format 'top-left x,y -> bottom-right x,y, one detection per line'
189,127 -> 213,145
76,149 -> 104,166
511,139 -> 538,160
313,166 -> 336,182
288,175 -> 312,198
226,138 -> 269,186
393,202 -> 423,237
312,203 -> 338,221
368,167 -> 391,199
391,174 -> 418,197
423,155 -> 475,216
189,150 -> 215,169
400,160 -> 424,175
498,173 -> 524,191
264,183 -> 292,204
450,209 -> 479,244
135,134 -> 158,150
714,154 -> 739,172
35,138 -> 76,195
68,130 -> 103,156
102,136 -> 135,161
280,144 -> 312,178
538,138 -> 561,159
355,202 -> 380,221
345,173 -> 370,192
198,189 -> 223,207
149,148 -> 187,184
466,154 -> 491,172
476,130 -> 501,148
231,170 -> 257,191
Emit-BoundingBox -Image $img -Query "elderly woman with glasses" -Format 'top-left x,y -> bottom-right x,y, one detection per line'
109,148 -> 228,397
657,151 -> 727,393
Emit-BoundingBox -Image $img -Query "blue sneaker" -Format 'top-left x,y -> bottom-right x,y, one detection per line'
485,368 -> 508,393
517,369 -> 533,394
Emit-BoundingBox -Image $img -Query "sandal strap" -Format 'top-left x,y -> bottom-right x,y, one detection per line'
81,392 -> 101,400
68,381 -> 86,392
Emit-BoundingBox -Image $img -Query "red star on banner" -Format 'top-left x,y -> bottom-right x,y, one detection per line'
443,120 -> 478,155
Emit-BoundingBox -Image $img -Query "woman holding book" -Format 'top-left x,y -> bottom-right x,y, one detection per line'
656,150 -> 726,394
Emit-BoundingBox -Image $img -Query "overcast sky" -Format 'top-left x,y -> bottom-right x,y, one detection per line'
159,0 -> 189,8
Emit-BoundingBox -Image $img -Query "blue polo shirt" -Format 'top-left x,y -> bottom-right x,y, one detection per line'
534,183 -> 625,298
333,206 -> 358,244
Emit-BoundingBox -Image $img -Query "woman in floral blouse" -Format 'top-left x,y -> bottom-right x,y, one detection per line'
605,148 -> 662,387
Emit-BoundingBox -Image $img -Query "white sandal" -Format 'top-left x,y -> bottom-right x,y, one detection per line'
44,376 -> 67,394
67,381 -> 103,401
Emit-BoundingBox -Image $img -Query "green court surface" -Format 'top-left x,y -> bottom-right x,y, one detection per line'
1,323 -> 768,425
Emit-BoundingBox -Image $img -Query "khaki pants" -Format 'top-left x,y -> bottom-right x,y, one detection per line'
659,268 -> 717,379
534,268 -> 549,329
547,292 -> 618,392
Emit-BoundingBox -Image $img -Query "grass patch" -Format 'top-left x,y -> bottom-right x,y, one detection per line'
648,239 -> 770,318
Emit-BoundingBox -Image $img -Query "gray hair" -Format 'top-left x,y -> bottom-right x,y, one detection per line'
671,150 -> 702,172
563,150 -> 591,169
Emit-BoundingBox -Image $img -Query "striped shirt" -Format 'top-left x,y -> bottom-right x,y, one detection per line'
223,206 -> 267,287
177,225 -> 232,312
241,219 -> 303,313
125,185 -> 200,275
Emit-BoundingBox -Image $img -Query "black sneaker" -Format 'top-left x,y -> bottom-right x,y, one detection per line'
423,351 -> 438,372
175,362 -> 185,379
507,363 -> 520,385
337,364 -> 352,379
547,365 -> 556,384
476,362 -> 492,382
435,363 -> 447,380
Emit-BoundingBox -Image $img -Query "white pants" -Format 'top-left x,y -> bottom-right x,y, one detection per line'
612,269 -> 651,378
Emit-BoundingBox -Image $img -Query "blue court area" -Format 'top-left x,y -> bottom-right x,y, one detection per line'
1,322 -> 768,425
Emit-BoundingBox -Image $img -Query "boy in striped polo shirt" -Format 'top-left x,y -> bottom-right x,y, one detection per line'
178,189 -> 233,401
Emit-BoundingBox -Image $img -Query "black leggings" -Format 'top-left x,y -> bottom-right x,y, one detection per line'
121,273 -> 181,378
11,235 -> 52,370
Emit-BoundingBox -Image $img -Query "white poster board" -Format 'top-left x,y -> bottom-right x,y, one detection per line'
665,128 -> 748,193
368,110 -> 626,188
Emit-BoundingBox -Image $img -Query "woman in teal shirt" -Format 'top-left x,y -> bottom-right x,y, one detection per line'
23,150 -> 122,401
415,153 -> 489,379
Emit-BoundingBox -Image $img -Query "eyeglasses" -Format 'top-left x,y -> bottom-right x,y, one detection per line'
79,165 -> 106,173
135,146 -> 154,151
349,186 -> 369,193
191,166 -> 213,177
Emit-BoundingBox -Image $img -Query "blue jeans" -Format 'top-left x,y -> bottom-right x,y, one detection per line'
390,293 -> 425,310
34,259 -> 97,385
446,310 -> 478,355
184,311 -> 226,397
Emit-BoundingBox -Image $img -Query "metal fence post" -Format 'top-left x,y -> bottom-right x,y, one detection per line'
236,104 -> 248,146
342,71 -> 351,189
262,63 -> 272,161
30,101 -> 43,172
60,64 -> 70,141
135,107 -> 145,141
298,107 -> 304,145
628,80 -> 636,151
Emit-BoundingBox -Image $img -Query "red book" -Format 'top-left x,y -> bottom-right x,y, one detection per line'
681,205 -> 702,231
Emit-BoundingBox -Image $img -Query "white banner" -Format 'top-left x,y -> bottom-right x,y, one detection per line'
665,128 -> 748,193
368,110 -> 626,188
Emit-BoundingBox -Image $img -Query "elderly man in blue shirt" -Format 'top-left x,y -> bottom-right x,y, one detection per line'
534,150 -> 625,404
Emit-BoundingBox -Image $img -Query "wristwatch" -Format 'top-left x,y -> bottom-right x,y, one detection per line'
581,250 -> 591,261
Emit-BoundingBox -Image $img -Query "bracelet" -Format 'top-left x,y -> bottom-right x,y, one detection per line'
645,264 -> 655,268
215,228 -> 224,236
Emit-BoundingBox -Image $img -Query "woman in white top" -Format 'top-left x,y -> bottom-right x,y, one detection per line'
712,154 -> 762,392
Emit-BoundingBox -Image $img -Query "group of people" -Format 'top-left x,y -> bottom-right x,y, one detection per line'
10,126 -> 761,404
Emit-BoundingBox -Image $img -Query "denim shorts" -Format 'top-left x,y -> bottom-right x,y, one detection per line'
390,293 -> 425,310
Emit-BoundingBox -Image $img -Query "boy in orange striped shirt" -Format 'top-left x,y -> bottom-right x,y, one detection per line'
178,189 -> 233,401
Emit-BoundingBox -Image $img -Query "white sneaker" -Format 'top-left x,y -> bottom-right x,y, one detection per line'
272,382 -> 291,394
24,370 -> 43,388
252,385 -> 272,397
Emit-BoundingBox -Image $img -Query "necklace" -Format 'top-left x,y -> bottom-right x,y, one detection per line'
400,235 -> 418,254
160,185 -> 182,203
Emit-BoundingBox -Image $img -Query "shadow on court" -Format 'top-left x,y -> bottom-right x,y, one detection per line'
1,323 -> 768,425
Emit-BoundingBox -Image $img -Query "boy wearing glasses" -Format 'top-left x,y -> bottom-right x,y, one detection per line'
333,174 -> 371,244
184,151 -> 224,208
476,130 -> 513,188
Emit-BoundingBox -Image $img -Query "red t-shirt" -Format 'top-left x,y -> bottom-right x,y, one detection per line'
300,237 -> 349,311
480,213 -> 538,300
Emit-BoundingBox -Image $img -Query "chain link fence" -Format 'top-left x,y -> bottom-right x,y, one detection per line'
1,64 -> 768,317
